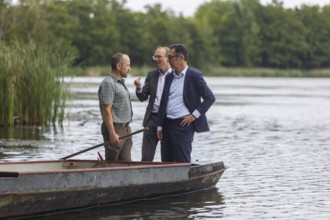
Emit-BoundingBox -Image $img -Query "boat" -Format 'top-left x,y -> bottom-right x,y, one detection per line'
0,159 -> 225,219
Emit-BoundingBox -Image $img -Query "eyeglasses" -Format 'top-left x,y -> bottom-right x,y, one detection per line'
168,54 -> 180,59
152,55 -> 164,60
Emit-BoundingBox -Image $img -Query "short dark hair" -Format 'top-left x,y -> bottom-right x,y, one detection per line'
169,44 -> 188,61
110,53 -> 126,70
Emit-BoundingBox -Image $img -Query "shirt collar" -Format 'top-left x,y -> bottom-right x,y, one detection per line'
109,73 -> 124,82
172,66 -> 188,77
159,67 -> 172,75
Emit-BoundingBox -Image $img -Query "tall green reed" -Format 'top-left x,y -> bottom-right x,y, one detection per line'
0,39 -> 73,126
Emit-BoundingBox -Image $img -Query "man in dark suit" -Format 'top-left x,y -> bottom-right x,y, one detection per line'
134,47 -> 172,161
156,44 -> 215,163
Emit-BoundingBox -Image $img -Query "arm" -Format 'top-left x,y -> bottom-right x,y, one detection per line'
194,73 -> 216,115
135,73 -> 151,101
181,72 -> 215,127
102,104 -> 120,145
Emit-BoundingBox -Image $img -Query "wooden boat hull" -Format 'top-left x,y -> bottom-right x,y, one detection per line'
0,160 -> 225,219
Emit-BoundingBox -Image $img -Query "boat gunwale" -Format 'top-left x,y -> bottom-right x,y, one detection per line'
188,168 -> 225,184
0,159 -> 198,176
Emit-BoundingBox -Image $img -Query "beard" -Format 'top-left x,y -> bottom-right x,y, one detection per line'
120,70 -> 128,78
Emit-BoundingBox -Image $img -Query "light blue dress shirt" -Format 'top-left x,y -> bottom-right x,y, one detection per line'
166,66 -> 191,119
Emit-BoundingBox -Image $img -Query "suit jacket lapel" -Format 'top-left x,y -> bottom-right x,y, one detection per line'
164,73 -> 174,101
166,73 -> 174,93
183,68 -> 191,98
151,70 -> 160,98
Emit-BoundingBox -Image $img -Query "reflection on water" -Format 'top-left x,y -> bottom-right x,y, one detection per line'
35,188 -> 224,220
1,77 -> 330,219
0,125 -> 45,140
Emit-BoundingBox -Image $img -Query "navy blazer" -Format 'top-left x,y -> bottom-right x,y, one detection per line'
136,69 -> 160,127
157,67 -> 215,133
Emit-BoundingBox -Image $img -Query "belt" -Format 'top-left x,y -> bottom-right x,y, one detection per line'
114,122 -> 130,127
165,117 -> 182,122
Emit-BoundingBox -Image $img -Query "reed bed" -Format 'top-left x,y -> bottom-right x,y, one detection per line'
0,40 -> 73,127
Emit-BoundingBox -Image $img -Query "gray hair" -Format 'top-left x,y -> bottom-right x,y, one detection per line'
157,46 -> 170,57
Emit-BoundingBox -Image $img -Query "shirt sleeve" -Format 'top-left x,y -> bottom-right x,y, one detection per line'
192,110 -> 201,118
99,80 -> 114,105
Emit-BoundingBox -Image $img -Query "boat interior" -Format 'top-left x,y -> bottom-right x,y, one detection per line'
0,160 -> 190,175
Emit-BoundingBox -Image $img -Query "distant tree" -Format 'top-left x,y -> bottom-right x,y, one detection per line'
1,0 -> 330,69
67,0 -> 120,66
258,2 -> 308,68
195,0 -> 262,67
195,0 -> 233,66
113,4 -> 149,66
296,5 -> 330,69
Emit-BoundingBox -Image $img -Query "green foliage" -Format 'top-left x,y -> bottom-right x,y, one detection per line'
0,39 -> 74,127
1,0 -> 330,71
258,3 -> 308,69
296,5 -> 330,68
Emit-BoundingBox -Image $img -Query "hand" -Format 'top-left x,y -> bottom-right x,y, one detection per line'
134,77 -> 142,90
157,130 -> 163,140
180,114 -> 196,127
109,132 -> 120,145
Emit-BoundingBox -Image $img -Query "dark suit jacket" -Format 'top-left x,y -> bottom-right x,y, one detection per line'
136,69 -> 160,127
157,67 -> 215,133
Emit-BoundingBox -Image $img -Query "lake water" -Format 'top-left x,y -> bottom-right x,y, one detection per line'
1,77 -> 330,220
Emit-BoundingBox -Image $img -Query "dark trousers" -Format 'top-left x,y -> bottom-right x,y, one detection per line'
141,113 -> 160,161
161,118 -> 194,163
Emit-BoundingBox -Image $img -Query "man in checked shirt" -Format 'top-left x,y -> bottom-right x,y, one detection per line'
98,53 -> 133,161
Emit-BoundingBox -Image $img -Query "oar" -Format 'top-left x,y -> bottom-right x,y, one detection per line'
60,127 -> 148,160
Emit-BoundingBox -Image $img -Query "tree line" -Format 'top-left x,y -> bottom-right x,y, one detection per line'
1,0 -> 330,70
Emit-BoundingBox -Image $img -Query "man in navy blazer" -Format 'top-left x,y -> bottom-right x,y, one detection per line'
156,44 -> 215,163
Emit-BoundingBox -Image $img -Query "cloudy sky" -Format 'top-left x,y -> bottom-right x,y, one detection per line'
125,0 -> 330,17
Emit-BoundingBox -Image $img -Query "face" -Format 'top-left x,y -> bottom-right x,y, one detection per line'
118,55 -> 131,78
168,48 -> 180,70
153,48 -> 168,70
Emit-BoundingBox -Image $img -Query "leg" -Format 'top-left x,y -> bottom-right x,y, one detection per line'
101,122 -> 112,160
118,125 -> 132,161
101,122 -> 121,160
166,118 -> 194,163
141,115 -> 159,161
172,124 -> 194,163
161,118 -> 174,162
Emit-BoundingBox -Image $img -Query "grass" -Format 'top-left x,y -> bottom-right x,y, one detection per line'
0,39 -> 74,127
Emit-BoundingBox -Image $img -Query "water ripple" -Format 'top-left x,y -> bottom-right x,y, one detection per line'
1,77 -> 330,219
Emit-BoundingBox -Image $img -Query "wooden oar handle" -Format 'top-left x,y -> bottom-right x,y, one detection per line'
119,127 -> 148,139
60,127 -> 148,160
